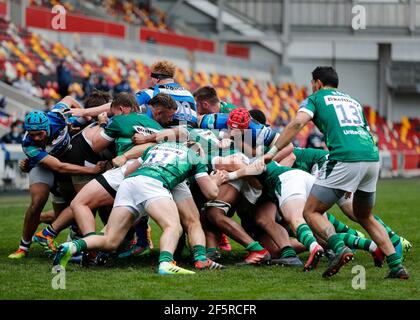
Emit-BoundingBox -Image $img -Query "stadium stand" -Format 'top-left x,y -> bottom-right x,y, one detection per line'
28,0 -> 169,30
101,0 -> 169,30
28,0 -> 77,12
0,16 -> 418,185
24,1 -> 248,58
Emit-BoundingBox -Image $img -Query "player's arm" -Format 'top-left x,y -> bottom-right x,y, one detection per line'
60,96 -> 83,110
194,156 -> 227,199
91,113 -> 116,153
135,90 -> 152,106
123,157 -> 143,177
132,127 -> 189,145
112,143 -> 156,167
195,172 -> 226,200
278,151 -> 297,167
91,128 -> 112,153
272,142 -> 295,163
264,112 -> 312,163
226,158 -> 266,181
65,102 -> 112,118
212,154 -> 248,172
40,155 -> 106,175
213,154 -> 262,189
198,113 -> 228,130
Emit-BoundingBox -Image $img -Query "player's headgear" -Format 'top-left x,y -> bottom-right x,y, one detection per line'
150,72 -> 172,80
24,110 -> 50,135
227,108 -> 251,129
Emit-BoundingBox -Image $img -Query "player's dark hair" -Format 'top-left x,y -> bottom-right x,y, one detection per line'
193,86 -> 219,105
149,93 -> 177,110
312,66 -> 339,88
111,92 -> 139,112
84,89 -> 111,109
249,109 -> 267,125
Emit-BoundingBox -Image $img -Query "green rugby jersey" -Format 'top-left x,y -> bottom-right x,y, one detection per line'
188,128 -> 238,166
187,128 -> 242,187
101,112 -> 162,156
259,161 -> 295,201
128,142 -> 209,191
299,89 -> 379,162
188,128 -> 221,159
220,101 -> 238,114
292,147 -> 329,174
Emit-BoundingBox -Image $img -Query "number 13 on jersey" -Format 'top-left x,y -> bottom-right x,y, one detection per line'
325,95 -> 365,127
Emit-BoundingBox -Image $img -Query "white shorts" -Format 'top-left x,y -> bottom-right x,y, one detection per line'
171,180 -> 193,203
275,170 -> 315,208
229,178 -> 262,204
113,175 -> 173,222
102,163 -> 191,203
101,159 -> 136,192
315,160 -> 380,193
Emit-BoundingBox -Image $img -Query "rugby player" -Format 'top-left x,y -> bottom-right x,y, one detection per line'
225,158 -> 384,271
264,66 -> 408,279
280,146 -> 412,263
193,86 -> 238,115
68,61 -> 206,259
53,141 -> 226,274
136,60 -> 197,127
31,92 -> 137,253
192,85 -> 238,251
193,109 -> 287,265
54,93 -> 223,270
37,94 -> 171,250
225,159 -> 327,271
8,97 -> 106,259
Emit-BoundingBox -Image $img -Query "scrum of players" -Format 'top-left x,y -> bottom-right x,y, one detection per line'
8,60 -> 411,279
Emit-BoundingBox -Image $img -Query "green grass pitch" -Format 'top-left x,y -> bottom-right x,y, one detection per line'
0,178 -> 419,300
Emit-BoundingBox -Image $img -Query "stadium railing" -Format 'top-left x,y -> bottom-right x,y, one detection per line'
227,0 -> 417,31
0,143 -> 29,191
380,150 -> 420,178
0,81 -> 45,119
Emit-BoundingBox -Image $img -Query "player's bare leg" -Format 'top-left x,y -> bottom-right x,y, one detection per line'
200,211 -> 222,261
53,207 -> 134,270
352,190 -> 408,279
146,199 -> 196,275
303,194 -> 353,277
39,210 -> 56,224
253,200 -> 301,266
278,198 -> 324,270
9,183 -> 50,259
205,185 -> 253,247
176,197 -> 218,269
205,184 -> 270,265
71,179 -> 114,235
33,204 -> 74,253
255,201 -> 303,266
176,198 -> 205,247
338,196 -> 411,260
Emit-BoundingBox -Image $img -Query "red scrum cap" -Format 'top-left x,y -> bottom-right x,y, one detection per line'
227,108 -> 251,129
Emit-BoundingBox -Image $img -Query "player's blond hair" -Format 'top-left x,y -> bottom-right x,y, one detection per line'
150,60 -> 176,77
